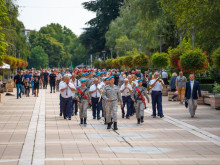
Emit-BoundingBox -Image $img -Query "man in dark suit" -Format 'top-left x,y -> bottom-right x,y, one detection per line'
185,74 -> 202,118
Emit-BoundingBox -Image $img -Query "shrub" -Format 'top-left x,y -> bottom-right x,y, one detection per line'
213,83 -> 220,94
180,48 -> 208,73
151,52 -> 169,68
133,53 -> 150,68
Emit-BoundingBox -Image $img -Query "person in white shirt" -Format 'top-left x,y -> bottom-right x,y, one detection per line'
149,72 -> 166,118
89,78 -> 102,120
70,74 -> 81,116
59,76 -> 75,120
56,71 -> 62,91
120,78 -> 132,119
161,69 -> 169,85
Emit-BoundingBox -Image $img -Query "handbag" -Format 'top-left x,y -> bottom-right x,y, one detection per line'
185,100 -> 188,108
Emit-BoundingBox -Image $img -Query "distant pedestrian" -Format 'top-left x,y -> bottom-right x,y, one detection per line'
33,72 -> 41,97
176,71 -> 187,104
169,72 -> 177,92
24,78 -> 30,97
161,69 -> 169,85
49,70 -> 56,93
14,71 -> 23,99
185,74 -> 202,118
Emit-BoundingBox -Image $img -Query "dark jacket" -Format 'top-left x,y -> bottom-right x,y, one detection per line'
185,81 -> 202,100
169,76 -> 177,90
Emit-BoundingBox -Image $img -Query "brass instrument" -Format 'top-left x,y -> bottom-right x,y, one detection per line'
147,77 -> 162,91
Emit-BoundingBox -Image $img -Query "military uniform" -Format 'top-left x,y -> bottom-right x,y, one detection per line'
86,78 -> 94,88
76,86 -> 91,124
102,84 -> 122,130
131,86 -> 149,124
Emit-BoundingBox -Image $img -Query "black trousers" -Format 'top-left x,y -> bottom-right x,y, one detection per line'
50,82 -> 55,92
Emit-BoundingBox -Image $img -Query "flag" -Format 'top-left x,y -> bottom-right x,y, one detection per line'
70,62 -> 73,71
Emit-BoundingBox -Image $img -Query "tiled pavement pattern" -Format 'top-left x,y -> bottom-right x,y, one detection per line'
0,89 -> 220,165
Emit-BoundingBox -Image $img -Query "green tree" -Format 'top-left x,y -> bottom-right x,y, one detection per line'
80,0 -> 124,54
29,46 -> 48,69
0,0 -> 8,65
160,0 -> 220,54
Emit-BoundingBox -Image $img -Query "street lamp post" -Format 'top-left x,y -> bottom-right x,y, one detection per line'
90,54 -> 93,68
139,43 -> 142,53
129,43 -> 132,55
124,44 -> 127,56
179,28 -> 183,49
110,48 -> 113,59
117,47 -> 120,57
191,26 -> 195,51
158,34 -> 164,53
102,50 -> 106,61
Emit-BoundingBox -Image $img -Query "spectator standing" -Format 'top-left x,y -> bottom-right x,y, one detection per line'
169,73 -> 177,92
176,71 -> 187,104
161,69 -> 169,85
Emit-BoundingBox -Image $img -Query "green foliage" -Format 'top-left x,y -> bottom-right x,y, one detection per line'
151,52 -> 169,68
0,0 -> 9,65
80,0 -> 123,54
132,53 -> 150,68
29,46 -> 48,69
2,0 -> 29,60
123,56 -> 133,68
213,83 -> 220,94
92,59 -> 100,68
160,0 -> 220,53
180,48 -> 208,73
212,47 -> 220,69
28,23 -> 88,68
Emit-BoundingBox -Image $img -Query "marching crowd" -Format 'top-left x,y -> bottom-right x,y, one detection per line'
13,68 -> 201,130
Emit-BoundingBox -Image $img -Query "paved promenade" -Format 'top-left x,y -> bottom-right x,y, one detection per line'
0,88 -> 220,165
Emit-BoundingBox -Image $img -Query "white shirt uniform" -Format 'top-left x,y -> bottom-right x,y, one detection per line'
120,84 -> 132,96
161,71 -> 168,78
149,79 -> 164,91
89,84 -> 101,98
70,79 -> 81,87
56,73 -> 62,81
59,81 -> 75,98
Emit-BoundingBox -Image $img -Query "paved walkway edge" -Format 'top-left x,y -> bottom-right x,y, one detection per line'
18,91 -> 45,165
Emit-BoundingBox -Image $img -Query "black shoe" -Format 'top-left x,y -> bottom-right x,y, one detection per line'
137,119 -> 141,124
104,118 -> 107,125
72,113 -> 74,116
122,114 -> 125,118
17,97 -> 19,99
93,116 -> 96,119
68,118 -> 71,120
107,123 -> 111,129
84,118 -> 87,124
60,113 -> 62,116
64,117 -> 66,119
80,118 -> 83,124
113,122 -> 118,130
97,117 -> 101,120
160,115 -> 164,118
141,116 -> 144,123
19,94 -> 21,98
75,112 -> 78,115
50,91 -> 52,93
126,116 -> 130,119
153,116 -> 156,118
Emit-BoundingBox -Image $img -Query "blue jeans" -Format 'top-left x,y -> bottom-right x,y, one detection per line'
62,97 -> 72,119
121,96 -> 132,117
151,91 -> 163,116
16,84 -> 23,98
91,97 -> 101,118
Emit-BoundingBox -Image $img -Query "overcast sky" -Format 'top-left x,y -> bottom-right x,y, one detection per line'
17,0 -> 96,36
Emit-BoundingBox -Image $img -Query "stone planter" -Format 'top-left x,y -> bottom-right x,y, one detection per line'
203,94 -> 220,109
198,91 -> 209,105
